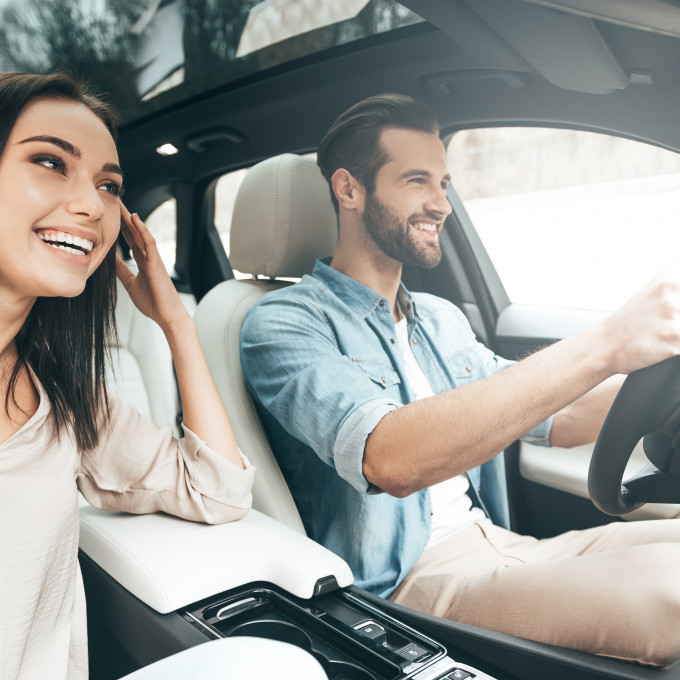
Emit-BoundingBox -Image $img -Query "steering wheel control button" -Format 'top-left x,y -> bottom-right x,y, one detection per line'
354,620 -> 387,644
396,642 -> 431,662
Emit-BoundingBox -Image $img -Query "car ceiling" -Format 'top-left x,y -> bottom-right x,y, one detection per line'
118,0 -> 680,214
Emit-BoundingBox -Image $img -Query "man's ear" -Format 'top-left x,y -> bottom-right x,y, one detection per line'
331,168 -> 364,212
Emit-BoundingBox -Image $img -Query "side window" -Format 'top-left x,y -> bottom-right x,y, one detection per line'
144,198 -> 177,268
447,128 -> 680,311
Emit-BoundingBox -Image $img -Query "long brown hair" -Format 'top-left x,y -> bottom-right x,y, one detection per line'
1,72 -> 119,450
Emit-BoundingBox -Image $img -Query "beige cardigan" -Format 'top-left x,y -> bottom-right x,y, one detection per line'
0,385 -> 254,680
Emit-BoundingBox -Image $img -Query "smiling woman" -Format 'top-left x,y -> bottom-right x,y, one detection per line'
0,73 -> 254,680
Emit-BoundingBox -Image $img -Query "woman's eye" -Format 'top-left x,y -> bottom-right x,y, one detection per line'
32,154 -> 65,173
100,181 -> 123,197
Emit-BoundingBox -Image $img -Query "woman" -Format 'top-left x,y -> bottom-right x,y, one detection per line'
0,72 -> 254,678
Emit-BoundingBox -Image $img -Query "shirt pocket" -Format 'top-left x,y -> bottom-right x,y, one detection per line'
351,358 -> 402,389
445,353 -> 486,384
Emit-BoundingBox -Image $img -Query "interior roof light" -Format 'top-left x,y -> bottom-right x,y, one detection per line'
156,143 -> 179,156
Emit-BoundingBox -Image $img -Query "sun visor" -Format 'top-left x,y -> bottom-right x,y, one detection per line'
520,0 -> 680,39
465,0 -> 629,94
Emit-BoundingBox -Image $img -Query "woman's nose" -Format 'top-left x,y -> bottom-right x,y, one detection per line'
64,181 -> 105,221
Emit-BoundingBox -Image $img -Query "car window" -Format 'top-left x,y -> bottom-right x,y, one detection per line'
144,198 -> 177,268
447,128 -> 680,311
0,0 -> 421,126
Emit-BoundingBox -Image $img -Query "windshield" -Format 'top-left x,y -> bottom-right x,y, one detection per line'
0,0 -> 421,125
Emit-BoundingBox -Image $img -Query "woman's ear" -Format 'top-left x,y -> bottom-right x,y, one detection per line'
331,168 -> 365,213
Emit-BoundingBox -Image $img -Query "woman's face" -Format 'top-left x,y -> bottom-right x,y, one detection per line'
0,96 -> 122,303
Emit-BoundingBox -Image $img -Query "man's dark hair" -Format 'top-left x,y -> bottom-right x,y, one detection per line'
0,72 -> 119,451
317,93 -> 439,214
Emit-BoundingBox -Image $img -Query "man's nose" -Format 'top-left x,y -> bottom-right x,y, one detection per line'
426,186 -> 453,217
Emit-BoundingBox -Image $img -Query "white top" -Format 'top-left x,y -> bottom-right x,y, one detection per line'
394,317 -> 488,550
0,381 -> 254,680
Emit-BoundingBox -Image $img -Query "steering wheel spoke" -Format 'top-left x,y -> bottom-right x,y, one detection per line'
623,462 -> 680,504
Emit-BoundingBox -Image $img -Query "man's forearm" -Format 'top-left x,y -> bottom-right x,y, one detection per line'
363,324 -> 613,497
363,270 -> 680,497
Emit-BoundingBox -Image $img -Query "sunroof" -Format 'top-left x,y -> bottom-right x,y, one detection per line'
0,0 -> 421,125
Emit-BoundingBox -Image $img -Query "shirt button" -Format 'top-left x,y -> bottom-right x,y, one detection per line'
412,338 -> 418,344
378,299 -> 385,307
390,338 -> 395,344
466,366 -> 472,372
381,377 -> 386,383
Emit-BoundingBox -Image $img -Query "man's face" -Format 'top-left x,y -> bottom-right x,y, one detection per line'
361,128 -> 452,269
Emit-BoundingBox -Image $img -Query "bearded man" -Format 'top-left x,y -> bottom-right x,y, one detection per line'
240,94 -> 680,666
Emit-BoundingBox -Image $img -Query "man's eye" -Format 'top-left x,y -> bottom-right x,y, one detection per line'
409,177 -> 425,184
32,154 -> 66,173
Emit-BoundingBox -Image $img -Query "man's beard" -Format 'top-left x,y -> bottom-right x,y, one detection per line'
362,192 -> 442,269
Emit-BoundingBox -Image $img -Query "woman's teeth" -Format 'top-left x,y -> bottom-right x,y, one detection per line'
38,231 -> 94,255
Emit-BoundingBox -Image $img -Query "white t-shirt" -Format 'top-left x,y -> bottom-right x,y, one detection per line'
394,317 -> 488,550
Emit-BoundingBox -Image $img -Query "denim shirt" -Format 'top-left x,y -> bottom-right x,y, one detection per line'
241,258 -> 552,597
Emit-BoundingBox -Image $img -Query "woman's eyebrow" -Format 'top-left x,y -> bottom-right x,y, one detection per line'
19,134 -> 81,158
19,135 -> 123,178
103,162 -> 124,179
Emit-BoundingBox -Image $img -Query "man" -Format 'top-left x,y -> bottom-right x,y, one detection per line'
240,93 -> 680,665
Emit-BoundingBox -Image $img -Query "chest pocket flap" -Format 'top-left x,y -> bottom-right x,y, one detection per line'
351,358 -> 401,388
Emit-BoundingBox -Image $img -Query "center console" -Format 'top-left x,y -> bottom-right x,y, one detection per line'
79,504 -> 497,679
182,584 -> 488,679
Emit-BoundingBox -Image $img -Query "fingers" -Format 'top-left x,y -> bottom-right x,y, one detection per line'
115,251 -> 134,290
119,201 -> 157,260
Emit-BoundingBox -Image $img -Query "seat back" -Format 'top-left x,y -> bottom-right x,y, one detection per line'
108,276 -> 194,435
194,154 -> 337,531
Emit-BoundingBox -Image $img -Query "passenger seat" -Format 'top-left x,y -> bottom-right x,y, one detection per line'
107,268 -> 196,436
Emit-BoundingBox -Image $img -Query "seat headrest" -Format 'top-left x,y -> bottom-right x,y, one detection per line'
229,154 -> 338,278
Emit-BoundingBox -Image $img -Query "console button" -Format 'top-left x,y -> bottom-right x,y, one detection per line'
355,621 -> 387,644
446,669 -> 475,679
397,642 -> 431,662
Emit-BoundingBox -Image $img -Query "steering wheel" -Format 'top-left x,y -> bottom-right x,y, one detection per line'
588,356 -> 680,515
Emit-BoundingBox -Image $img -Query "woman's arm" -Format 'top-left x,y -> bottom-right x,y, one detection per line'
115,204 -> 243,469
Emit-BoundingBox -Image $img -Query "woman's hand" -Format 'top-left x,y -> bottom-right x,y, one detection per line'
115,203 -> 189,331
115,202 -> 243,469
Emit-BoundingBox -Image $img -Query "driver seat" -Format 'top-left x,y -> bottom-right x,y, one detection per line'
194,154 -> 337,533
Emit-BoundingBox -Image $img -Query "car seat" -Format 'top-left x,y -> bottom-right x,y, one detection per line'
194,154 -> 337,533
108,276 -> 184,435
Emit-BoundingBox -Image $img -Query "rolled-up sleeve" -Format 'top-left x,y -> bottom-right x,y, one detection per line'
520,414 -> 553,446
334,399 -> 398,493
77,396 -> 255,524
241,296 -> 401,494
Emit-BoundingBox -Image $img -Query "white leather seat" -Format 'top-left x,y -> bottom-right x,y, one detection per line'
108,273 -> 197,436
194,154 -> 337,532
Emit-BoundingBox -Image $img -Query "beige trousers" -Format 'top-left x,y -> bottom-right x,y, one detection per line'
389,519 -> 680,667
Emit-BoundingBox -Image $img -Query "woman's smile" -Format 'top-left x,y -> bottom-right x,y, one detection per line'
0,97 -> 122,302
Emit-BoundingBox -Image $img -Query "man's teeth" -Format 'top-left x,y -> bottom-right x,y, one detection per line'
38,231 -> 94,254
412,222 -> 437,232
